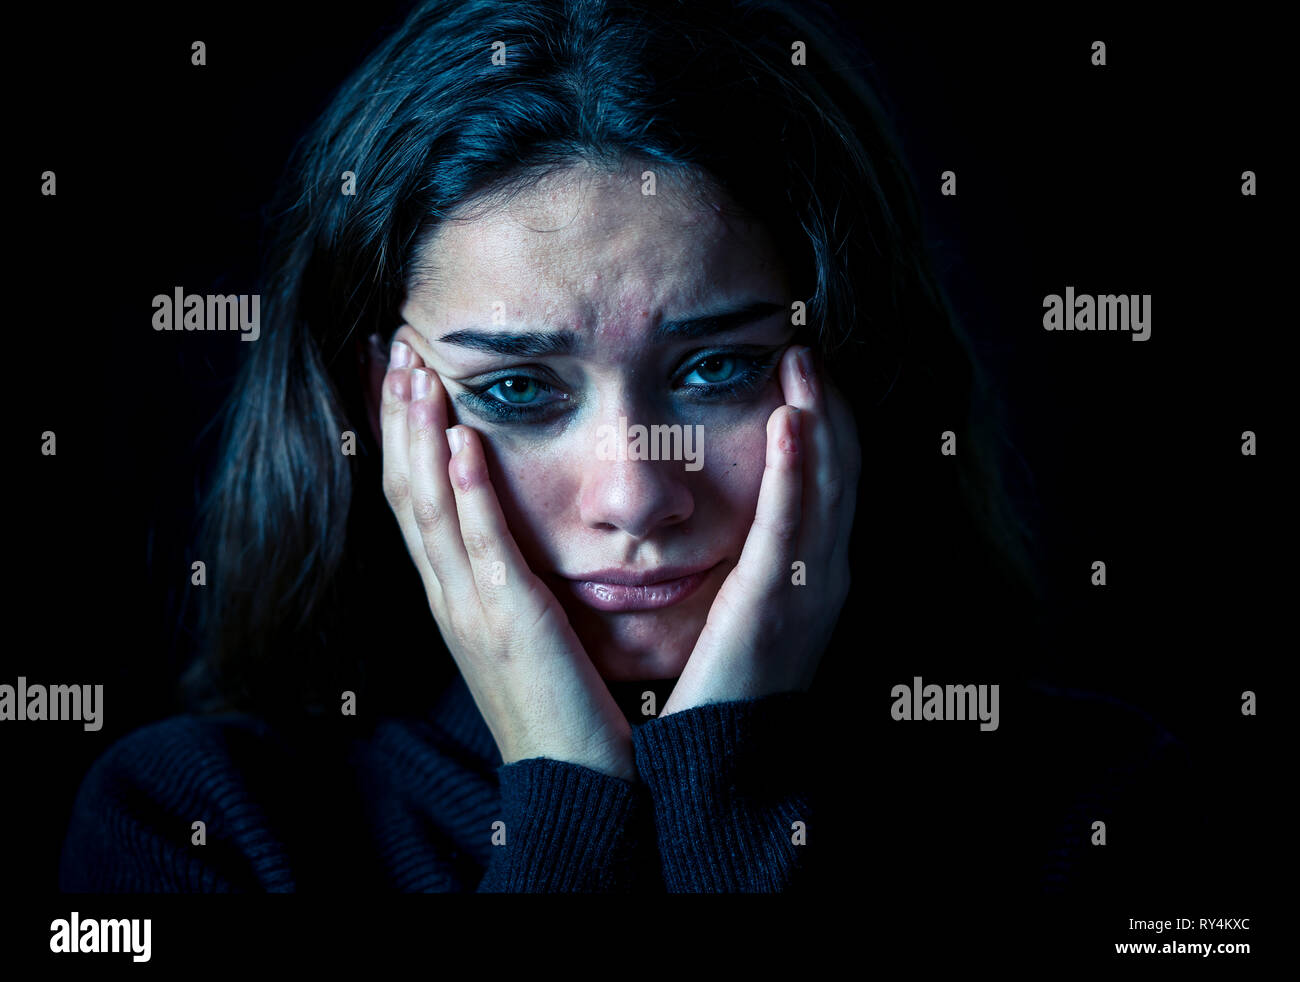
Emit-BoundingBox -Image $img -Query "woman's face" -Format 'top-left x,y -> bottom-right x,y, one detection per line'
379,161 -> 796,681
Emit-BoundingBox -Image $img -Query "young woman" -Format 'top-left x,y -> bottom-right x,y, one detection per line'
57,0 -> 1125,896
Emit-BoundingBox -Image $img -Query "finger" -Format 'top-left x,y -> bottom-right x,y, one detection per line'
786,346 -> 860,573
779,345 -> 841,546
444,424 -> 547,617
729,403 -> 804,602
380,340 -> 443,598
406,367 -> 474,604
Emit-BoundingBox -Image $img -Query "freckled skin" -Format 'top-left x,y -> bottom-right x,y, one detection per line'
393,161 -> 794,681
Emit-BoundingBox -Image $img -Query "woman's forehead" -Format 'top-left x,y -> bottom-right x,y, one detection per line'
405,177 -> 785,350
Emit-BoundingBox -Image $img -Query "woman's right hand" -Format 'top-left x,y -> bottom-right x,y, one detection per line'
380,337 -> 636,784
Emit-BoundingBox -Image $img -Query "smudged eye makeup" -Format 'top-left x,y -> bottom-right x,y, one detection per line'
459,375 -> 570,422
456,345 -> 785,424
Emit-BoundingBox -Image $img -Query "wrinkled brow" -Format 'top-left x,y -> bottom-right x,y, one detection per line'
436,300 -> 785,355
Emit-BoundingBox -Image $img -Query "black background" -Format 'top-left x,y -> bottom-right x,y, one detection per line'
8,2 -> 1282,967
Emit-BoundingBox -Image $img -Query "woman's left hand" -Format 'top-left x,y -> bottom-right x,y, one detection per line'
660,345 -> 862,717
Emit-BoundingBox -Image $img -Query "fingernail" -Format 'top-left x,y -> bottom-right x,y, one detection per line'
391,340 -> 412,368
446,427 -> 465,456
410,368 -> 430,399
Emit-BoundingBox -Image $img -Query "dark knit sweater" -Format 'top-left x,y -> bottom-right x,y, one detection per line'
58,674 -> 1201,897
58,673 -> 816,893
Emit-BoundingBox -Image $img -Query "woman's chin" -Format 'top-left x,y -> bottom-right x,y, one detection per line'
589,641 -> 693,682
566,598 -> 715,682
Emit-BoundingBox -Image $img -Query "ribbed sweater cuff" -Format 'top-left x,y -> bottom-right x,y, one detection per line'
631,692 -> 816,892
476,757 -> 647,892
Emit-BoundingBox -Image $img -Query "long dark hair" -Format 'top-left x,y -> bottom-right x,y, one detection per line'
185,0 -> 1042,719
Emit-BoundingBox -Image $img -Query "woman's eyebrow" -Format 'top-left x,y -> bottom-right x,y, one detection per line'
435,299 -> 786,356
435,329 -> 572,357
653,300 -> 785,341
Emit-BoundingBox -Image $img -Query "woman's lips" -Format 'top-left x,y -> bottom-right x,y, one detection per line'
561,562 -> 722,612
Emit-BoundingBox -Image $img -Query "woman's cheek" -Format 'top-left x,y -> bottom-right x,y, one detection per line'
702,404 -> 779,524
476,435 -> 571,572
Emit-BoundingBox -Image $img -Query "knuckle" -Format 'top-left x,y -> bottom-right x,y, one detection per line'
442,603 -> 481,649
446,615 -> 475,653
462,528 -> 496,562
407,399 -> 437,434
410,492 -> 443,531
383,473 -> 411,509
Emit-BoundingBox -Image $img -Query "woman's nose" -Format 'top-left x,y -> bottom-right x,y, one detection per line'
577,416 -> 696,539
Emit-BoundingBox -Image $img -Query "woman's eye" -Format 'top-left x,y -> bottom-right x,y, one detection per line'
677,350 -> 777,401
483,376 -> 553,406
682,355 -> 742,385
461,349 -> 780,424
460,374 -> 570,422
